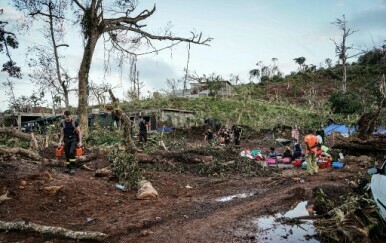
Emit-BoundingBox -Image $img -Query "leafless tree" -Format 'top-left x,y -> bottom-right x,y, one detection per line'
70,0 -> 211,135
14,0 -> 73,108
331,15 -> 361,92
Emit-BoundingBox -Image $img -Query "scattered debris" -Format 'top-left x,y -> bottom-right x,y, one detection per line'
136,180 -> 159,200
95,167 -> 112,177
115,184 -> 127,192
19,179 -> 27,190
43,186 -> 63,195
0,191 -> 11,203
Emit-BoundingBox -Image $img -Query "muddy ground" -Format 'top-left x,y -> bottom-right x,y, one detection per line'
0,136 -> 376,243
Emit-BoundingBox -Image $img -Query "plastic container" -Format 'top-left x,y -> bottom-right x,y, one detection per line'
281,157 -> 292,164
115,184 -> 127,191
56,146 -> 64,157
292,159 -> 302,167
76,147 -> 83,157
332,162 -> 345,168
301,161 -> 307,170
266,157 -> 276,164
318,157 -> 331,169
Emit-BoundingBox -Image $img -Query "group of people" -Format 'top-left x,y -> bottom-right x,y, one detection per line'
268,142 -> 303,161
267,127 -> 326,176
204,125 -> 242,146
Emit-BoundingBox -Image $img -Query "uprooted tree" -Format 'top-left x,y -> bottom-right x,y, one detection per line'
333,75 -> 386,151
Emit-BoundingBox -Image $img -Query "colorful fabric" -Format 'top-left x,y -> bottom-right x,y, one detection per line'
306,153 -> 318,175
304,134 -> 318,153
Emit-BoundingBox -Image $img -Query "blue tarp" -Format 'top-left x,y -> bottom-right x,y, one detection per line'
373,126 -> 386,135
156,126 -> 174,132
324,124 -> 355,136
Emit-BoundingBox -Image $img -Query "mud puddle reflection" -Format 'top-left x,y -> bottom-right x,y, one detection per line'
216,193 -> 256,202
254,201 -> 319,242
215,189 -> 268,202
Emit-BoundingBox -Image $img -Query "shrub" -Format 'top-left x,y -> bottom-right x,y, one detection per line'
109,147 -> 141,189
329,90 -> 363,114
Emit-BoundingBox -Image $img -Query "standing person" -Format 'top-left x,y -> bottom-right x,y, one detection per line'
223,125 -> 231,145
304,129 -> 318,175
316,130 -> 323,149
291,125 -> 300,143
232,125 -> 242,147
204,129 -> 214,143
58,111 -> 82,174
139,116 -> 147,143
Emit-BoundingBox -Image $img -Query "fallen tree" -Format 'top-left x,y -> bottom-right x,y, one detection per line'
0,220 -> 107,241
332,133 -> 386,151
0,145 -> 42,161
0,128 -> 40,150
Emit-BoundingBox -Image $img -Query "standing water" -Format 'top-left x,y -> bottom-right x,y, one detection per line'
254,201 -> 319,242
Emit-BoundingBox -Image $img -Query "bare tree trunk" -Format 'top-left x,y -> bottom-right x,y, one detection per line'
78,33 -> 100,137
183,43 -> 191,96
48,3 -> 69,108
342,57 -> 347,92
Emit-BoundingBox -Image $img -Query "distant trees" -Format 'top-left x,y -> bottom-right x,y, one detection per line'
293,57 -> 306,72
249,58 -> 282,83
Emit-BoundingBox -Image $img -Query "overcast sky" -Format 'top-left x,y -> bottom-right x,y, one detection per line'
1,0 -> 386,111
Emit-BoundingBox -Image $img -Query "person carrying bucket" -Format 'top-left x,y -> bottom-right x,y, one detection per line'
58,111 -> 82,174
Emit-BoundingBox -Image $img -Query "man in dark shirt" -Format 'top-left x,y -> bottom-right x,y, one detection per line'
232,125 -> 242,146
139,116 -> 147,143
58,111 -> 82,173
204,129 -> 214,143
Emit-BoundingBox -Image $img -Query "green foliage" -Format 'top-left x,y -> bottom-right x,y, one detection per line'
315,190 -> 386,242
122,95 -> 323,131
329,90 -> 363,114
109,147 -> 142,189
0,135 -> 29,149
86,127 -> 121,146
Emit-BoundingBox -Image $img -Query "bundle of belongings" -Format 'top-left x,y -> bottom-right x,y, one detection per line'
240,150 -> 264,161
301,144 -> 333,170
265,147 -> 298,166
316,145 -> 332,169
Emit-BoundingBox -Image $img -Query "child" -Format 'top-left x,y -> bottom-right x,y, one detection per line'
268,147 -> 278,158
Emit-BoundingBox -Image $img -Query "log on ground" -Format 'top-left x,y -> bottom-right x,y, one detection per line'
0,220 -> 108,241
332,133 -> 386,151
0,145 -> 42,161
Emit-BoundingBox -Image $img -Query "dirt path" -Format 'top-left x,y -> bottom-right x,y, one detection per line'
0,157 -> 361,242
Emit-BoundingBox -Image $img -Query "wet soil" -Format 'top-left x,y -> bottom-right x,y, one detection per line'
0,139 -> 366,242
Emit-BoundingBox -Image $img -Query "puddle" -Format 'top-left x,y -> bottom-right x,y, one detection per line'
215,192 -> 256,202
254,201 -> 319,242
